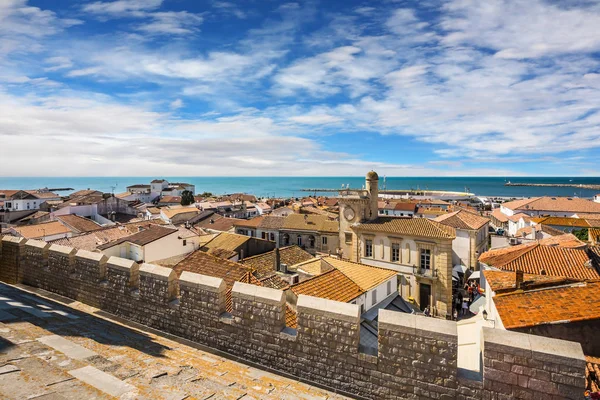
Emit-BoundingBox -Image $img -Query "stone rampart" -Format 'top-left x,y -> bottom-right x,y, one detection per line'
0,236 -> 586,400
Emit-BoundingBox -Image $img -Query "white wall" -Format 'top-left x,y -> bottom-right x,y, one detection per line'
452,230 -> 471,267
144,232 -> 195,263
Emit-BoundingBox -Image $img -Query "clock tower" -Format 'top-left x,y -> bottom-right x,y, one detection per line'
337,171 -> 379,260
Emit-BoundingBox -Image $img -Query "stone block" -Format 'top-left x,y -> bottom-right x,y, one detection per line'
415,314 -> 457,342
297,294 -> 360,324
179,271 -> 225,293
379,309 -> 416,335
528,334 -> 585,369
139,263 -> 175,281
48,243 -> 77,257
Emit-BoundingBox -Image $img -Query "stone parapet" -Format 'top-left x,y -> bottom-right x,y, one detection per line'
0,239 -> 588,400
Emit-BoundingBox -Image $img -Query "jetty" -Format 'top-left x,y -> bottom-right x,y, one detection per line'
301,188 -> 474,198
504,182 -> 600,190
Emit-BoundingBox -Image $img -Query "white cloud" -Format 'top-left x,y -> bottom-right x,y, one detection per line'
170,98 -> 183,109
44,56 -> 73,71
440,0 -> 600,58
82,0 -> 163,17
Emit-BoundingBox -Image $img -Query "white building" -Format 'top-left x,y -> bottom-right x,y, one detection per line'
500,196 -> 600,218
594,194 -> 600,204
434,210 -> 490,269
0,190 -> 61,212
98,225 -> 193,263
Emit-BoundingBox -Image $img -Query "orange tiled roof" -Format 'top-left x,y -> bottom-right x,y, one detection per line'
57,214 -> 102,233
491,208 -> 509,223
587,355 -> 600,393
50,226 -> 131,251
286,304 -> 297,329
294,258 -> 332,276
195,214 -> 244,232
506,213 -> 531,223
12,221 -> 72,239
291,269 -> 364,303
502,196 -> 600,214
281,214 -> 338,233
322,256 -> 396,291
240,246 -> 314,279
484,270 -> 578,293
355,217 -> 455,239
160,206 -> 200,220
201,232 -> 251,256
494,281 -> 600,329
531,216 -> 592,228
233,216 -> 264,228
434,209 -> 489,230
479,242 -> 599,280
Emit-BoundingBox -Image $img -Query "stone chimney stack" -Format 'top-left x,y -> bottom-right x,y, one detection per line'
273,247 -> 281,272
516,270 -> 524,289
366,170 -> 379,221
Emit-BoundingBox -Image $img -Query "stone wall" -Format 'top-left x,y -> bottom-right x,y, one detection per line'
0,236 -> 587,400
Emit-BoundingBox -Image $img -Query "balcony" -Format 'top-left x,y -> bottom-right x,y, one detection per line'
413,266 -> 438,280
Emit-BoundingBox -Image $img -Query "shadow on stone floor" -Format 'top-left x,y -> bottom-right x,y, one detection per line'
0,282 -> 171,359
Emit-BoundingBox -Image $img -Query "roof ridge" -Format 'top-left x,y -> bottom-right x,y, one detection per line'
290,267 -> 338,287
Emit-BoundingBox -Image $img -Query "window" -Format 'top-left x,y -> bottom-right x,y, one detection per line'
309,236 -> 315,247
270,233 -> 275,241
283,234 -> 290,245
365,239 -> 373,257
405,243 -> 411,263
420,249 -> 431,270
261,232 -> 267,239
322,236 -> 328,245
183,239 -> 187,246
387,281 -> 392,296
371,290 -> 377,305
345,232 -> 352,244
297,236 -> 302,246
391,243 -> 400,262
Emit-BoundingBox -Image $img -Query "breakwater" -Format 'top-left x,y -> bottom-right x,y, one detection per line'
505,182 -> 600,190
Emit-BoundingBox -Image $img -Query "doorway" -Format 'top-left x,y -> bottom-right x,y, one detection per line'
419,283 -> 431,311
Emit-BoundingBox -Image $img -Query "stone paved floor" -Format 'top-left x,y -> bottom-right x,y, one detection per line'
0,283 -> 349,400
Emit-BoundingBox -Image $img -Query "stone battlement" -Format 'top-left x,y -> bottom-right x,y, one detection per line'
0,236 -> 587,399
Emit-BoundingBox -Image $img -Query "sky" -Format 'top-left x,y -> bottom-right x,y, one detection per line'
1,0 -> 600,177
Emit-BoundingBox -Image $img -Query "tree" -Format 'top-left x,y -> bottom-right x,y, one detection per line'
572,228 -> 588,241
201,191 -> 213,198
181,190 -> 195,206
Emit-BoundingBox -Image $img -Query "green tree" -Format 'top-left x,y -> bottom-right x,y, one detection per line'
201,191 -> 213,198
572,228 -> 588,241
181,190 -> 195,206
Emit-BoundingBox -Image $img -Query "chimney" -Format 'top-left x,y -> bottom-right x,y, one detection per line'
240,249 -> 244,261
274,247 -> 281,272
516,270 -> 524,289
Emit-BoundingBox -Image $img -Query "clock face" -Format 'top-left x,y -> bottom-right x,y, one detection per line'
344,206 -> 355,221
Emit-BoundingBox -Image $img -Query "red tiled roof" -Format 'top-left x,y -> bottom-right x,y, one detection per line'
480,242 -> 599,280
484,270 -> 578,293
494,281 -> 600,329
355,217 -> 455,239
290,269 -> 364,303
434,209 -> 489,230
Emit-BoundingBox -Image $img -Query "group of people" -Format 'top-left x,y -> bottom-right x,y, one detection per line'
452,279 -> 481,320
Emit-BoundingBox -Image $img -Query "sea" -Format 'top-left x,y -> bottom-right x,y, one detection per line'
0,176 -> 599,199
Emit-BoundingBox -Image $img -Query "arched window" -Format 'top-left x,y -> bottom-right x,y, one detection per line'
405,243 -> 411,263
309,235 -> 315,248
283,233 -> 290,246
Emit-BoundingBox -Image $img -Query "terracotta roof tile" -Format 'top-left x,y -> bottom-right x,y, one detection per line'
50,226 -> 131,251
201,232 -> 251,258
434,209 -> 489,230
503,196 -> 600,214
285,304 -> 297,328
258,274 -> 290,290
480,242 -> 600,280
161,206 -> 200,220
294,258 -> 332,276
281,214 -> 338,233
531,216 -> 593,228
291,269 -> 364,303
484,270 -> 578,293
586,355 -> 600,393
494,281 -> 600,329
97,225 -> 177,250
195,214 -> 243,232
11,221 -> 72,239
491,208 -> 509,223
240,246 -> 314,279
57,214 -> 102,233
322,257 -> 396,291
258,216 -> 286,230
355,217 -> 455,239
233,216 -> 264,228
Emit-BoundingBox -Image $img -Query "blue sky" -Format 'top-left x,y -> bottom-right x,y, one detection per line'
1,0 -> 600,177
